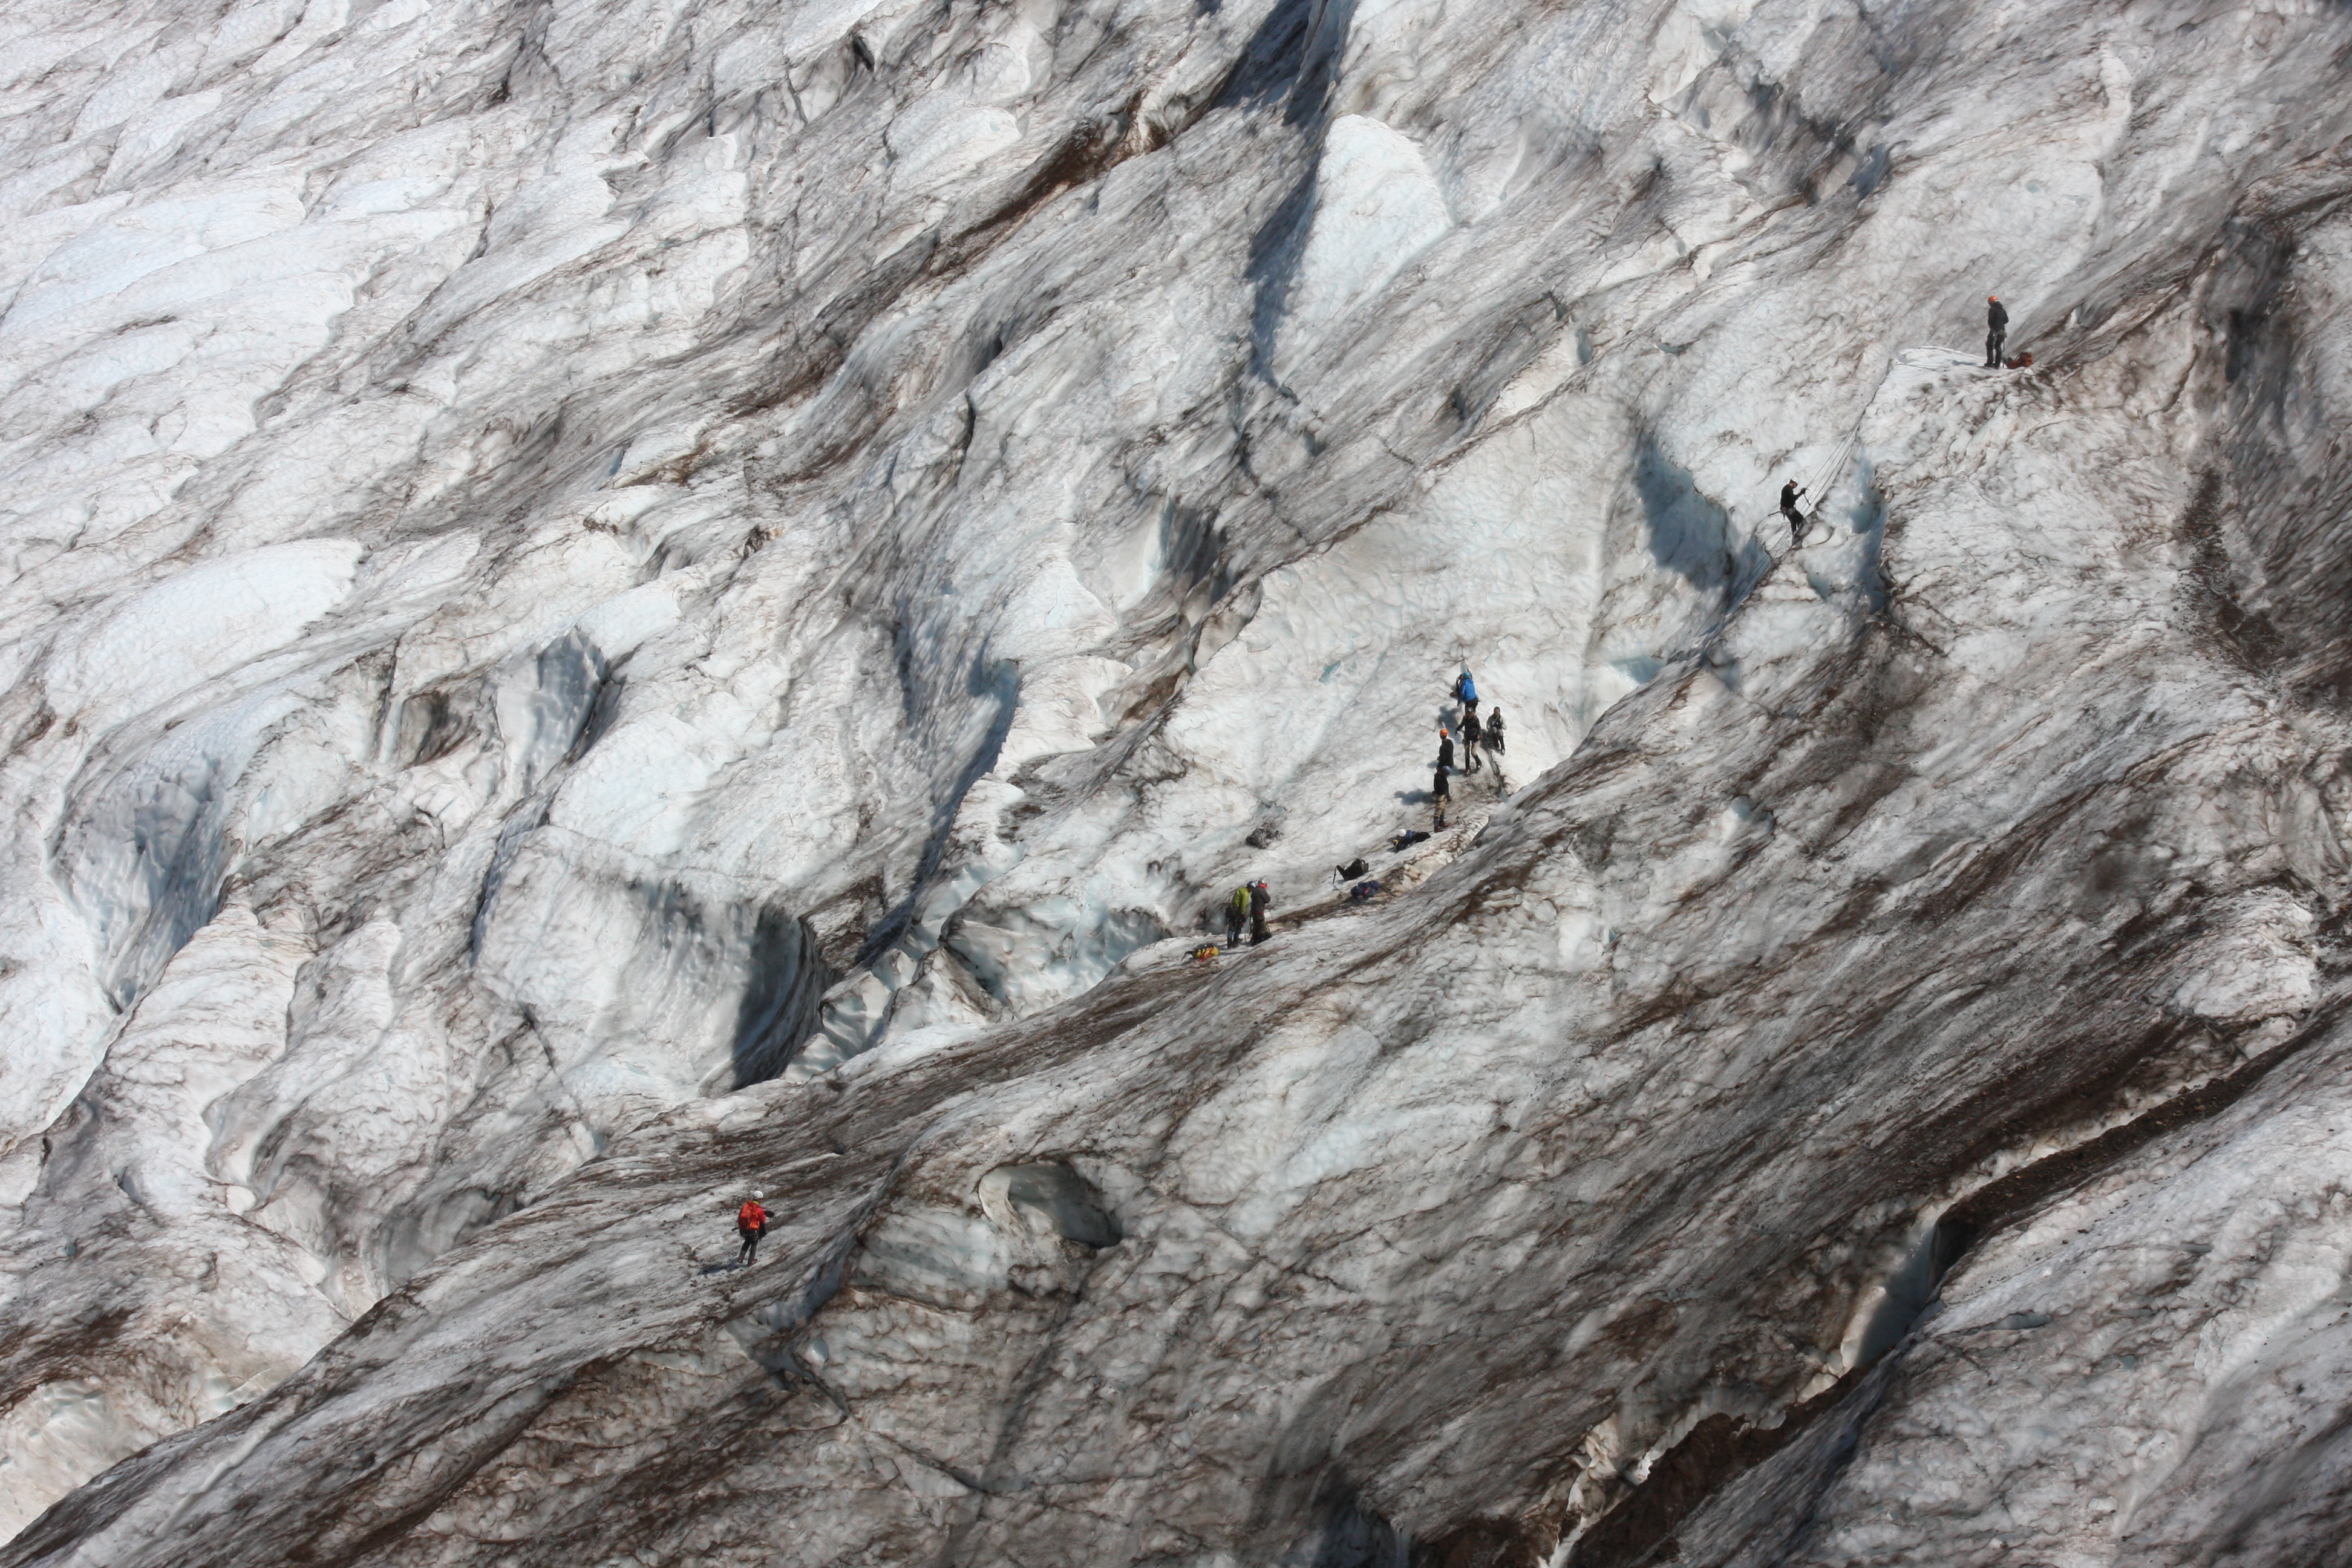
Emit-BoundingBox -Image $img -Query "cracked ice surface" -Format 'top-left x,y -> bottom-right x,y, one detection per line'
4,0 -> 2352,1564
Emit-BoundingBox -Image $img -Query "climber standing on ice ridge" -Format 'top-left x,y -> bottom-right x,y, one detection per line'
1985,294 -> 2008,367
1431,764 -> 1451,831
1248,880 -> 1273,945
1437,725 -> 1455,776
737,1192 -> 768,1268
1462,708 -> 1484,773
1225,885 -> 1251,947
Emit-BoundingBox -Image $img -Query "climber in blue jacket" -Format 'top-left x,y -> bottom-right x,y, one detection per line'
1453,669 -> 1478,718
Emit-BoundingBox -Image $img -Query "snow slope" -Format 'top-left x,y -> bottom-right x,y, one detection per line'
3,0 -> 2352,1563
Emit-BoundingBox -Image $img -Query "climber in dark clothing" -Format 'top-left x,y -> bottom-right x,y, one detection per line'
1462,710 -> 1483,773
1780,480 -> 1808,546
1431,766 -> 1451,829
1247,880 -> 1272,945
1437,727 -> 1455,774
1483,707 -> 1506,769
1985,295 -> 2008,367
737,1193 -> 768,1267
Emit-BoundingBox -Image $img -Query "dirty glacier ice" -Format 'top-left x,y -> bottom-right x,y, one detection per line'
3,0 -> 2352,1563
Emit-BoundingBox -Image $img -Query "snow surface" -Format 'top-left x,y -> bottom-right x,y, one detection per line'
2,0 -> 2351,1564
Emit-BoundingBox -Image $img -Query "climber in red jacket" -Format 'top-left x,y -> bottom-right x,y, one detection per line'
736,1192 -> 768,1268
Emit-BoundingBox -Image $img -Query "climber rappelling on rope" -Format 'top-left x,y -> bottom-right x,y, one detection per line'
1780,479 -> 1809,547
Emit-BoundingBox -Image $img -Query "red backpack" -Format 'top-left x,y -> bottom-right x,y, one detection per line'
738,1201 -> 766,1229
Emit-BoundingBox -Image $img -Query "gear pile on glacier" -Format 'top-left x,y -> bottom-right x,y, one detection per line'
3,0 -> 2351,1563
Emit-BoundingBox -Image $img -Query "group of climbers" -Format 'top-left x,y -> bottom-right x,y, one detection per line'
1228,880 -> 1271,945
1362,666 -> 1507,891
1194,877 -> 1273,961
1432,668 -> 1504,829
1195,668 -> 1509,961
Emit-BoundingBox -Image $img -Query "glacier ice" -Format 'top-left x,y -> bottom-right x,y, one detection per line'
3,0 -> 2352,1563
